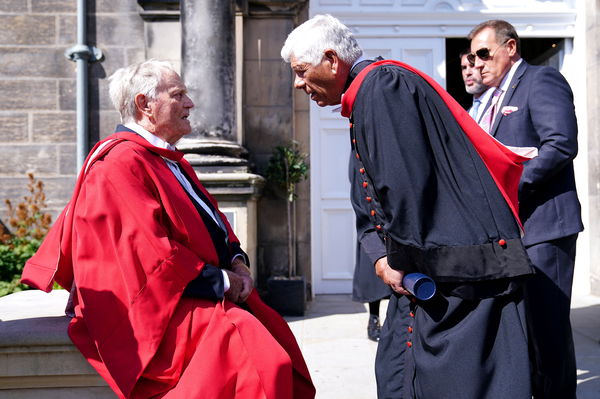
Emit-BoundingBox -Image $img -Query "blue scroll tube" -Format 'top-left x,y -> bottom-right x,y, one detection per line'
402,273 -> 436,300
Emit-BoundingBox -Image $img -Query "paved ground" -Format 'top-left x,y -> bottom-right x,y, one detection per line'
287,294 -> 600,399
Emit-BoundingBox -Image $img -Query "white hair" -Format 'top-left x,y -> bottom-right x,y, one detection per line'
108,59 -> 175,123
280,14 -> 363,66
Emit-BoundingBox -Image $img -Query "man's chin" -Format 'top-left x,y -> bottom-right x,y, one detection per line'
314,98 -> 340,107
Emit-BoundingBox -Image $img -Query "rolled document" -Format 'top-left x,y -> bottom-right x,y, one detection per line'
402,273 -> 436,300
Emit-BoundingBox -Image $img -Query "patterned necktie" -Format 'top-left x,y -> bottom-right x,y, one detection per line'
479,88 -> 503,134
469,98 -> 481,120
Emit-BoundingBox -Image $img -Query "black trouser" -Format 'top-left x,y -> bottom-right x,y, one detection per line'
524,234 -> 578,399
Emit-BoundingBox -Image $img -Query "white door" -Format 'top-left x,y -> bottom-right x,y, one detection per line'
311,37 -> 446,294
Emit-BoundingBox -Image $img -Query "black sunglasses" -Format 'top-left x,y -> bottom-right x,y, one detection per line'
467,39 -> 509,64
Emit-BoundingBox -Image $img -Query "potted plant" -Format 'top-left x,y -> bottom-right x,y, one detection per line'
265,141 -> 309,316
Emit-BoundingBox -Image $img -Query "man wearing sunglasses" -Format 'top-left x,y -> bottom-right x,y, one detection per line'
468,20 -> 583,399
459,48 -> 489,121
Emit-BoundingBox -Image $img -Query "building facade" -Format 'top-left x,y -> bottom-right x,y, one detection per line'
0,0 -> 597,296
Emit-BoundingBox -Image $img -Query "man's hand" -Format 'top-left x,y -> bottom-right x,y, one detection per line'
375,256 -> 411,296
225,262 -> 253,303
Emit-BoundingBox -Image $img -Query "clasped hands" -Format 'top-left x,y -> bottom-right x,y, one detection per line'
375,256 -> 411,296
225,259 -> 253,303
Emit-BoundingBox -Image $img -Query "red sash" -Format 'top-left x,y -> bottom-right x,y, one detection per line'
341,60 -> 531,227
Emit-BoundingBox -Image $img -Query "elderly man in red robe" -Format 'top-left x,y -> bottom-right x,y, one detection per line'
21,60 -> 315,399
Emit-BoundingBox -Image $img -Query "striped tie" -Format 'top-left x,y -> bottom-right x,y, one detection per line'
479,88 -> 503,134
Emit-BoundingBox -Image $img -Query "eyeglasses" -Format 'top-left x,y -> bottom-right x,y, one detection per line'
467,40 -> 509,64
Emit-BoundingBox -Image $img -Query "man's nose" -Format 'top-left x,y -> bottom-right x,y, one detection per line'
474,57 -> 484,69
294,75 -> 305,89
184,95 -> 194,108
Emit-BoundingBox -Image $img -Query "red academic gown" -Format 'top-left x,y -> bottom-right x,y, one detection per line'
22,131 -> 315,399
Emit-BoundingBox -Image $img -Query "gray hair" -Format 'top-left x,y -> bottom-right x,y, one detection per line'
281,14 -> 363,66
108,59 -> 175,123
468,20 -> 521,55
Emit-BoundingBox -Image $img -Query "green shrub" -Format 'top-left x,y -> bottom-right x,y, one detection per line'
0,173 -> 52,297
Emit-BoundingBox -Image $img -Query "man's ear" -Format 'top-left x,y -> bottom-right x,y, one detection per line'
506,38 -> 518,58
134,93 -> 152,117
323,49 -> 339,73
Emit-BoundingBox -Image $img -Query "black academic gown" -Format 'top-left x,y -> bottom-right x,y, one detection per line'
349,154 -> 392,303
343,60 -> 534,398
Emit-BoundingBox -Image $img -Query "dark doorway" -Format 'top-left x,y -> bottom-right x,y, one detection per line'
446,37 -> 565,110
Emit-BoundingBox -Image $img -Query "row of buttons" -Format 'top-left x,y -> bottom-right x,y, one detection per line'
350,124 -> 384,234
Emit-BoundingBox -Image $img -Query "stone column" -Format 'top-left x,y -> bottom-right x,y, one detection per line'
177,0 -> 264,274
179,0 -> 247,172
181,0 -> 235,141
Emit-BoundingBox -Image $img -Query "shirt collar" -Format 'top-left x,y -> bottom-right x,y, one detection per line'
498,58 -> 523,93
350,56 -> 366,72
124,122 -> 177,152
478,86 -> 495,106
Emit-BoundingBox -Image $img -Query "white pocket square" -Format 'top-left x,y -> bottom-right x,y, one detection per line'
501,106 -> 518,116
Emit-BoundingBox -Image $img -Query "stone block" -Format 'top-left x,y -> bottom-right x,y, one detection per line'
89,48 -> 126,80
0,145 -> 58,175
296,177 -> 310,201
37,176 -> 76,208
0,80 -> 57,110
257,196 -> 288,241
0,177 -> 73,215
295,241 -> 312,279
57,16 -> 76,45
95,0 -> 140,13
0,0 -> 27,12
95,110 -> 121,140
295,192 -> 311,238
0,16 -> 55,45
244,60 -> 293,106
89,78 -> 116,112
243,106 -> 293,154
248,153 -> 271,177
31,0 -> 77,13
94,15 -> 144,47
259,242 -> 289,276
58,144 -> 77,175
32,113 -> 77,143
0,291 -> 113,398
244,18 -> 295,60
146,20 -> 181,64
59,79 -> 76,111
0,387 -> 115,398
125,48 -> 147,66
0,113 -> 28,143
0,48 -> 75,79
294,85 -> 310,112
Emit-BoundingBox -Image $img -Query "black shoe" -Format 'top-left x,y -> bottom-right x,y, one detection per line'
367,315 -> 381,342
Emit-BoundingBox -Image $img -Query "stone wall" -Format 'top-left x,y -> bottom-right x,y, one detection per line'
243,4 -> 311,290
587,0 -> 600,295
0,0 -> 145,219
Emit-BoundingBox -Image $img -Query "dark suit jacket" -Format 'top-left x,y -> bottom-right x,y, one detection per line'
490,61 -> 583,246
